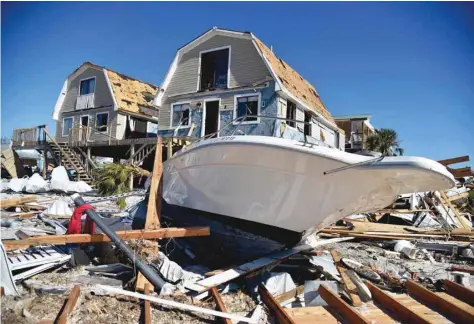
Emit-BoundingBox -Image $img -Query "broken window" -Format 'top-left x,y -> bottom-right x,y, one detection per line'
62,117 -> 73,136
199,48 -> 229,91
235,95 -> 259,122
304,111 -> 312,136
79,78 -> 95,95
286,100 -> 296,127
171,103 -> 190,127
96,112 -> 109,133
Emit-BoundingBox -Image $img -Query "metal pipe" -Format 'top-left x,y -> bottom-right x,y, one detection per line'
71,193 -> 165,291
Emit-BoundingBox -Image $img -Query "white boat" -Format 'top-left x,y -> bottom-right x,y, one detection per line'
163,135 -> 455,240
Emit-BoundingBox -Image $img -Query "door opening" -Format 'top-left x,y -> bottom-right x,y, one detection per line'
80,116 -> 89,141
81,116 -> 89,127
204,101 -> 220,137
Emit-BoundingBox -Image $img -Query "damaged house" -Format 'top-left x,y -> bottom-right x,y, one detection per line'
52,62 -> 160,143
154,27 -> 345,149
334,114 -> 376,152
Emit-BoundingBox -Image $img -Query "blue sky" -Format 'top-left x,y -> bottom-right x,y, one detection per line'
2,2 -> 473,166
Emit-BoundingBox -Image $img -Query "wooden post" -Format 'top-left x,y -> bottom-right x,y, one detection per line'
136,137 -> 163,291
42,149 -> 47,178
144,283 -> 152,324
167,140 -> 173,160
129,145 -> 135,191
210,287 -> 232,324
258,284 -> 296,324
443,280 -> 474,307
57,285 -> 81,324
318,285 -> 370,324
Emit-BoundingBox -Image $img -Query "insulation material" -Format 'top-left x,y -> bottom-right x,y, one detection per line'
263,272 -> 296,297
106,69 -> 159,116
253,37 -> 336,125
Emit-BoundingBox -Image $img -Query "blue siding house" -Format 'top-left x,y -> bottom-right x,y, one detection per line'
154,27 -> 344,150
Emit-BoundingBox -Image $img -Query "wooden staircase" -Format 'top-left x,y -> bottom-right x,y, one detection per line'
128,143 -> 156,166
49,142 -> 94,185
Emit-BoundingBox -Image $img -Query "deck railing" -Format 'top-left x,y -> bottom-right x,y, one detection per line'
11,125 -> 47,147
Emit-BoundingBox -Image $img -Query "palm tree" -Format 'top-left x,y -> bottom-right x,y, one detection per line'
366,128 -> 404,156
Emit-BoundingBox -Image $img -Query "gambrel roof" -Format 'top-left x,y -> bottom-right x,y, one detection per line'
154,27 -> 337,128
53,62 -> 159,120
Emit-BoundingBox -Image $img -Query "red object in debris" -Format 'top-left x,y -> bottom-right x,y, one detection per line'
67,204 -> 96,235
451,265 -> 474,274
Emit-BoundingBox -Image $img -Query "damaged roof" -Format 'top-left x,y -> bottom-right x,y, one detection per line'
105,69 -> 158,115
252,36 -> 336,126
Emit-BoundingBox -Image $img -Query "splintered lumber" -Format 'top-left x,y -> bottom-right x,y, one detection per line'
259,284 -> 296,324
330,249 -> 362,306
439,191 -> 470,229
185,237 -> 354,293
447,191 -> 469,202
2,227 -> 210,251
365,281 -> 431,324
318,284 -> 370,324
137,137 -> 163,292
144,283 -> 152,324
406,280 -> 474,323
438,155 -> 470,166
210,287 -> 232,324
96,285 -> 257,323
1,196 -> 37,208
443,280 -> 474,306
58,285 -> 81,324
145,136 -> 162,230
274,285 -> 305,304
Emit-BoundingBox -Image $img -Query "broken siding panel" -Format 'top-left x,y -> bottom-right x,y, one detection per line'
62,67 -> 114,113
165,35 -> 271,97
115,113 -> 127,140
311,118 -> 321,140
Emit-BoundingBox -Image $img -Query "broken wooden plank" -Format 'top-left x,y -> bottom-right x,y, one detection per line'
447,191 -> 470,202
143,283 -> 152,324
330,249 -> 362,306
1,196 -> 37,209
58,285 -> 81,324
448,166 -> 473,178
365,281 -> 430,324
97,285 -> 257,323
318,284 -> 369,324
274,285 -> 305,304
443,279 -> 474,307
210,287 -> 232,324
259,284 -> 296,324
185,237 -> 354,293
406,280 -> 474,323
439,191 -> 470,229
3,227 -> 210,251
137,137 -> 163,292
438,155 -> 470,166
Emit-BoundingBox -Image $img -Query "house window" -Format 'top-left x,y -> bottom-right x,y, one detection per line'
304,111 -> 312,136
80,78 -> 95,95
171,103 -> 190,127
199,48 -> 230,91
62,117 -> 73,136
286,100 -> 296,127
235,94 -> 260,123
96,112 -> 109,133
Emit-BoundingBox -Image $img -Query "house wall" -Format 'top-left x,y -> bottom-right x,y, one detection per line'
56,66 -> 118,141
61,67 -> 114,113
55,107 -> 119,142
157,82 -> 278,138
159,34 -> 271,129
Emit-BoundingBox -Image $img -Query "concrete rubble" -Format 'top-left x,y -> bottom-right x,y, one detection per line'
1,170 -> 473,323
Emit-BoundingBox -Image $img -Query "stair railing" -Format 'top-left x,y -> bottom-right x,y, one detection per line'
43,127 -> 83,181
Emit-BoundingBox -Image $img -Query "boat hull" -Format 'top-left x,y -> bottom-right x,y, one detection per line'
163,136 -> 455,234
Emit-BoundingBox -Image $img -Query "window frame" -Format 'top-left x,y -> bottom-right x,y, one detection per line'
170,102 -> 191,128
95,112 -> 109,133
62,117 -> 73,136
233,92 -> 261,125
79,77 -> 96,96
196,46 -> 231,92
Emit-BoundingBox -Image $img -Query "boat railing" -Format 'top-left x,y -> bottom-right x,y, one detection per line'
194,114 -> 330,147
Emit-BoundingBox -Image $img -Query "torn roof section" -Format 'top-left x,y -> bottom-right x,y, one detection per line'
53,62 -> 159,120
252,36 -> 336,126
